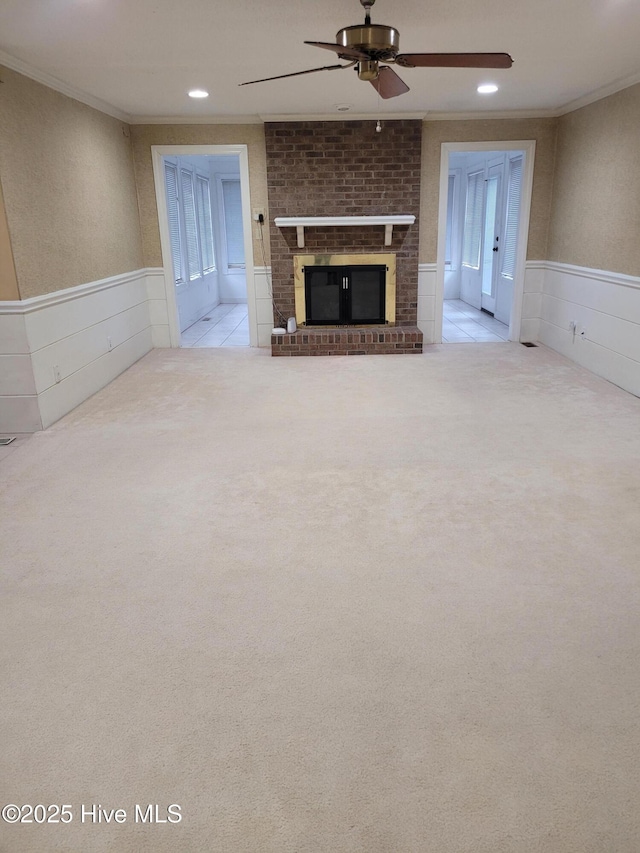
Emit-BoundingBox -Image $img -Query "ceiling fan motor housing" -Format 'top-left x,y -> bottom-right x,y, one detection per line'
336,24 -> 400,61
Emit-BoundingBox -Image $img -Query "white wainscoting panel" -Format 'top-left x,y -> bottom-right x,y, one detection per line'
417,264 -> 437,344
145,269 -> 172,347
538,261 -> 640,397
254,266 -> 275,347
521,261 -> 545,342
30,302 -> 152,395
0,395 -> 42,433
0,355 -> 37,397
0,312 -> 41,432
38,328 -> 152,430
24,274 -> 148,351
0,313 -> 30,354
0,311 -> 33,432
0,269 -> 156,432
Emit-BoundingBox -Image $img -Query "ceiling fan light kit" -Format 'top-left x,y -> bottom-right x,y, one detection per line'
240,0 -> 513,99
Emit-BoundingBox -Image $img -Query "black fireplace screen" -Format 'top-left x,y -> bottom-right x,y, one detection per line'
304,265 -> 386,325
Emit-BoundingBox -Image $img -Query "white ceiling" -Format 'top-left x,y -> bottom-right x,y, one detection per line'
1,0 -> 639,122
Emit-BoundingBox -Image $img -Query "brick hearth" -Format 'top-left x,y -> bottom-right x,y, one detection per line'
271,326 -> 423,357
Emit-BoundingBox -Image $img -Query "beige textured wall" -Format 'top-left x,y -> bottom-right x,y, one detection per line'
420,118 -> 558,263
0,66 -> 143,300
130,124 -> 270,268
0,177 -> 19,300
547,84 -> 640,276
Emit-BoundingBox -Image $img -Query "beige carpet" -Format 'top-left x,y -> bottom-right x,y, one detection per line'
1,343 -> 639,852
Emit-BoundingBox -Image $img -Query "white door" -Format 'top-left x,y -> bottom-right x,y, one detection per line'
495,155 -> 524,326
460,168 -> 485,309
480,164 -> 502,314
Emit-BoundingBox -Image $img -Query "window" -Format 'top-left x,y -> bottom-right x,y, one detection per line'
462,170 -> 484,270
180,169 -> 200,281
221,179 -> 245,268
196,176 -> 215,273
445,173 -> 456,266
164,163 -> 183,284
164,159 -> 216,285
501,156 -> 523,280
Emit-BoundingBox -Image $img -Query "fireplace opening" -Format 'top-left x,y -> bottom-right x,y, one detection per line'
294,253 -> 396,327
304,265 -> 387,326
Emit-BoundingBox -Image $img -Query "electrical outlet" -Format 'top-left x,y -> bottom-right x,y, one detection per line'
252,208 -> 265,223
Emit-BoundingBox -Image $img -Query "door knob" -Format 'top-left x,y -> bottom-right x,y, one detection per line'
493,246 -> 499,252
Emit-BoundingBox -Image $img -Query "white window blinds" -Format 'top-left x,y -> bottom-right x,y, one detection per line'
462,170 -> 484,269
196,176 -> 215,272
221,180 -> 245,268
445,174 -> 455,265
180,169 -> 200,280
501,157 -> 523,280
164,163 -> 183,283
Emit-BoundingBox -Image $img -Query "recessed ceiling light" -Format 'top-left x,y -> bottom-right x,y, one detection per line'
334,103 -> 352,112
477,84 -> 499,94
188,89 -> 209,99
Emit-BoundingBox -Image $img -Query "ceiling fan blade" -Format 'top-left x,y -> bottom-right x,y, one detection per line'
396,52 -> 513,69
304,40 -> 370,61
370,66 -> 410,99
239,64 -> 349,86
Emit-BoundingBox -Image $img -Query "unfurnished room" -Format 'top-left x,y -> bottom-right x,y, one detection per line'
1,0 -> 640,850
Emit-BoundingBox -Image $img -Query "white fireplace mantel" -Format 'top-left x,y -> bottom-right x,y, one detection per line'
273,215 -> 416,248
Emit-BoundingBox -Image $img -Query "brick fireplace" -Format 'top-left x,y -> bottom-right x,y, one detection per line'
265,120 -> 423,356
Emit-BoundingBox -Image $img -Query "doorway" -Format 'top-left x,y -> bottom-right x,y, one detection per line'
151,145 -> 258,347
435,141 -> 535,344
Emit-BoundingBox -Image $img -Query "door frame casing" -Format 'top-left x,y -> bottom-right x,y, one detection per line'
435,140 -> 536,343
151,144 -> 256,347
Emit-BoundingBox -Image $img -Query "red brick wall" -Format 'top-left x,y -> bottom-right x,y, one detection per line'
265,120 -> 422,325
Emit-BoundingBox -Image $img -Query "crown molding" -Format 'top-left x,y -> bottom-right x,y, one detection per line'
129,114 -> 264,125
0,49 -> 131,123
261,112 -> 428,122
556,69 -> 640,116
424,108 -> 560,121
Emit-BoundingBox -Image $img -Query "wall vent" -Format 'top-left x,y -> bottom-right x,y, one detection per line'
521,342 -> 538,347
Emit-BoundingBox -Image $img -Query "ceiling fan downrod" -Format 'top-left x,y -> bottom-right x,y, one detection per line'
360,0 -> 374,25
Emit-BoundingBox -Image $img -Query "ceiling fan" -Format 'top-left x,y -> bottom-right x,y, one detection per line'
240,0 -> 513,99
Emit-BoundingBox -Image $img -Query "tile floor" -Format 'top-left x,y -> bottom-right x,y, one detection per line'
442,299 -> 509,343
180,300 -> 505,347
180,304 -> 249,347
